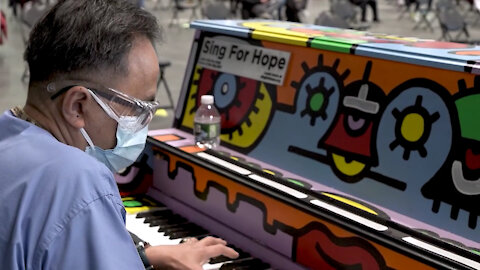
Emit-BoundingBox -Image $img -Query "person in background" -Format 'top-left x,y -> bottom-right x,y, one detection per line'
240,0 -> 272,19
0,0 -> 238,269
350,0 -> 379,22
285,0 -> 307,22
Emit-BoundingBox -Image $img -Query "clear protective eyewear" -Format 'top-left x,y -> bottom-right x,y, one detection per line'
47,80 -> 161,133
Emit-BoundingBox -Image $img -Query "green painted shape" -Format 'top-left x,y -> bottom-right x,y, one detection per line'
287,178 -> 305,187
471,249 -> 480,255
310,93 -> 325,112
455,94 -> 480,141
123,200 -> 143,207
310,36 -> 366,53
310,40 -> 352,53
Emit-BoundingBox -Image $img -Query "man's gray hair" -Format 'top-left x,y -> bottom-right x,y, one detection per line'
24,0 -> 161,83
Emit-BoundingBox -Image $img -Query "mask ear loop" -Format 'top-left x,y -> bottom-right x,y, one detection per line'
80,128 -> 96,152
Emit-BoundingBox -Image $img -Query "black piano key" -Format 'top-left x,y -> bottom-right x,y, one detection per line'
162,223 -> 201,234
143,212 -> 177,223
168,227 -> 209,238
136,208 -> 171,218
208,255 -> 240,264
144,210 -> 175,218
149,219 -> 186,227
209,255 -> 232,264
209,250 -> 251,264
197,234 -> 220,240
148,215 -> 187,227
144,216 -> 168,224
169,228 -> 210,239
156,221 -> 192,232
219,258 -> 270,270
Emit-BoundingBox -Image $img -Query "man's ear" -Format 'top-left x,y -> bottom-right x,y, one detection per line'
61,86 -> 90,129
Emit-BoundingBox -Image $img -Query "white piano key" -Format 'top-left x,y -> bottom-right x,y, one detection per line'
203,257 -> 250,270
126,214 -> 183,246
202,261 -> 224,270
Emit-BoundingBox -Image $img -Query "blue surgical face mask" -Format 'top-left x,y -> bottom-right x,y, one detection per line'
80,123 -> 148,173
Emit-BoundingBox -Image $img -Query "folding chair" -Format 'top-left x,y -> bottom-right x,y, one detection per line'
412,0 -> 434,31
330,0 -> 370,30
330,0 -> 359,25
169,0 -> 201,27
229,0 -> 240,15
397,0 -> 411,20
202,1 -> 230,19
264,0 -> 287,20
471,0 -> 480,25
437,7 -> 470,41
314,11 -> 351,29
435,0 -> 456,11
157,61 -> 175,111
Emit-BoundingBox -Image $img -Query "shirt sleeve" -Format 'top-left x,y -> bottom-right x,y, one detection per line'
39,194 -> 144,270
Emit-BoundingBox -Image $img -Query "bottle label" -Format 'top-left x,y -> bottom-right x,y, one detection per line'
194,122 -> 219,140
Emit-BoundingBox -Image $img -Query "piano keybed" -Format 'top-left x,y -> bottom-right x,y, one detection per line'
125,198 -> 273,270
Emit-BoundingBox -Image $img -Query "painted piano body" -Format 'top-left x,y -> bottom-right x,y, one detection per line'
117,20 -> 480,269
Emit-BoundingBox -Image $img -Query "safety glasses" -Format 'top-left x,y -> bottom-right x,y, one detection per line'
47,80 -> 161,133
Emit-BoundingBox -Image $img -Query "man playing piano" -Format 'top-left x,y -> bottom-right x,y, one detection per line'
0,0 -> 238,269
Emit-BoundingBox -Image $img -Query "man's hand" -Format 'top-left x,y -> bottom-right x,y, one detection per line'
144,236 -> 239,270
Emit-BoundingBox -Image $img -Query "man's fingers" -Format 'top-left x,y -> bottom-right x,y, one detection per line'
198,236 -> 227,246
203,244 -> 240,259
196,236 -> 239,262
182,237 -> 199,244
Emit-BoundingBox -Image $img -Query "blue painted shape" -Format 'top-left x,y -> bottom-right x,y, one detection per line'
375,84 -> 453,198
190,20 -> 251,38
213,73 -> 238,110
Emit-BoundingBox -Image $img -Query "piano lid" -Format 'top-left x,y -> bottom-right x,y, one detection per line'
190,19 -> 480,74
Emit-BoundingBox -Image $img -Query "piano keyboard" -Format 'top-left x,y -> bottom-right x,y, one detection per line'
126,204 -> 272,270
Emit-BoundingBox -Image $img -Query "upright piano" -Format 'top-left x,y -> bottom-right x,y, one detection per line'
117,20 -> 480,269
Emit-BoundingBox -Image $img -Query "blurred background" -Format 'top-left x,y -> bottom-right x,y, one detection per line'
1,0 -> 479,129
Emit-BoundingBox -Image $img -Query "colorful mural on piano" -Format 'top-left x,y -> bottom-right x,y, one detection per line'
173,20 -> 480,243
117,20 -> 480,269
117,128 -> 480,268
149,145 -> 434,269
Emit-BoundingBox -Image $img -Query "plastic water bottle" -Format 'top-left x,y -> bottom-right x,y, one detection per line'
194,95 -> 221,149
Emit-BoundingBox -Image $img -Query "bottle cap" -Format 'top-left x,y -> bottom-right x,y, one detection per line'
201,95 -> 214,105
